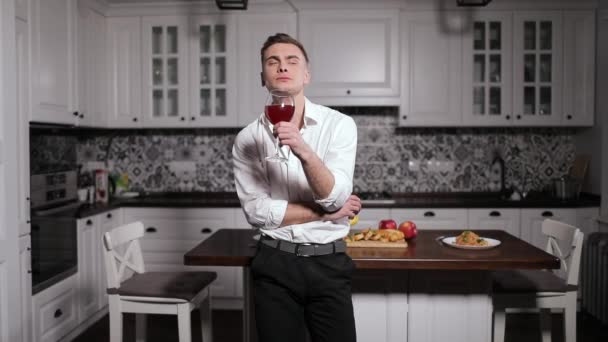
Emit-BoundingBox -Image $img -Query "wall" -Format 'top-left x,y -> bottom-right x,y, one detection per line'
29,108 -> 578,194
599,3 -> 608,226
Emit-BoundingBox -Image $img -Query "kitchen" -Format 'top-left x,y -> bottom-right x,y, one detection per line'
1,0 -> 608,341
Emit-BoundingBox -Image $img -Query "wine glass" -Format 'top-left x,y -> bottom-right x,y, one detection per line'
265,90 -> 295,163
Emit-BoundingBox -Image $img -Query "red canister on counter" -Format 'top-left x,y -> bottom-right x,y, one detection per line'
95,169 -> 109,203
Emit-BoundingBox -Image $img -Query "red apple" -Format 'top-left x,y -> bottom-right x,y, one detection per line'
378,219 -> 397,230
398,221 -> 418,239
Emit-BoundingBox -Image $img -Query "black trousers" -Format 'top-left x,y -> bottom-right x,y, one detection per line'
251,242 -> 357,342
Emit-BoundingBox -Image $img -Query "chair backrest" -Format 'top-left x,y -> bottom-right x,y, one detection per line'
102,221 -> 146,290
542,219 -> 584,286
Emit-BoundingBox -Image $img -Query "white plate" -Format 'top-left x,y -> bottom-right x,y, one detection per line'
441,236 -> 501,250
114,191 -> 139,198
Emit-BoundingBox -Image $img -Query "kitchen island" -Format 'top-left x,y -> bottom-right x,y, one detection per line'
185,229 -> 559,342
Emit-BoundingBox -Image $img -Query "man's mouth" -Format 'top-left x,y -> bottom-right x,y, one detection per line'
276,77 -> 291,81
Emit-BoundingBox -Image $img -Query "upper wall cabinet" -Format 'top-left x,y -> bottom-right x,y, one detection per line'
107,17 -> 142,128
30,0 -> 78,125
462,12 -> 513,126
236,12 -> 297,127
562,11 -> 595,126
512,12 -> 563,126
400,12 -> 463,127
298,10 -> 400,106
189,15 -> 237,127
141,16 -> 190,127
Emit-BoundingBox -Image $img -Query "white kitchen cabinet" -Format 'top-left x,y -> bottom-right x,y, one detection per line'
30,0 -> 78,125
468,208 -> 521,237
32,275 -> 79,342
298,10 -> 400,105
520,208 -> 577,250
123,208 -> 243,308
576,207 -> 600,240
236,12 -> 297,126
76,216 -> 100,323
400,11 -> 462,126
20,235 -> 33,342
16,17 -> 31,237
562,11 -> 595,126
353,208 -> 391,230
390,208 -> 468,230
512,12 -> 563,126
16,0 -> 28,21
462,12 -> 514,126
189,15 -> 237,127
97,209 -> 122,310
76,1 -> 105,127
141,16 -> 190,127
106,16 -> 142,128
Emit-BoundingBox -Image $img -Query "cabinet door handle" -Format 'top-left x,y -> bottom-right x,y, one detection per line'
402,115 -> 407,120
54,309 -> 63,318
541,211 -> 554,217
133,117 -> 138,122
566,115 -> 572,120
27,270 -> 32,274
423,211 -> 435,217
201,228 -> 212,234
489,211 -> 501,217
346,89 -> 351,95
191,117 -> 196,121
180,117 -> 185,121
516,115 -> 522,120
505,115 -> 511,120
72,111 -> 79,117
86,219 -> 93,226
146,227 -> 157,233
107,213 -> 112,219
79,113 -> 84,119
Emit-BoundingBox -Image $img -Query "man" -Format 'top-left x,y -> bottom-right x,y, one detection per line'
232,33 -> 360,342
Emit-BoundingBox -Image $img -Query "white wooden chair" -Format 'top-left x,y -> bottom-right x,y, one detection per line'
492,219 -> 584,342
103,221 -> 215,342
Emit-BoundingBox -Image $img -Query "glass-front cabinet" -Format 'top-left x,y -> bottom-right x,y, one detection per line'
142,16 -> 189,126
189,16 -> 236,127
463,13 -> 512,126
513,13 -> 562,126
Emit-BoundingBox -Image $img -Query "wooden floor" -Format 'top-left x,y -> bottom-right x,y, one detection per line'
73,310 -> 608,342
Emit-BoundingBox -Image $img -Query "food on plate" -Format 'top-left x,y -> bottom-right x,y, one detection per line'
454,230 -> 489,246
398,220 -> 418,239
343,228 -> 404,243
378,219 -> 397,230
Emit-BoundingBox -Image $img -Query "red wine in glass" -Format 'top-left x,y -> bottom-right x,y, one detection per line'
264,90 -> 295,162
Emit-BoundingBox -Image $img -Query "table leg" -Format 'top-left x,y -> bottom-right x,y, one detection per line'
243,267 -> 257,342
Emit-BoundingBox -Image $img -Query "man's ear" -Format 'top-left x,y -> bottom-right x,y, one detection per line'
260,72 -> 266,87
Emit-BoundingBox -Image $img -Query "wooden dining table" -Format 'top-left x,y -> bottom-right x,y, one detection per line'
185,229 -> 560,342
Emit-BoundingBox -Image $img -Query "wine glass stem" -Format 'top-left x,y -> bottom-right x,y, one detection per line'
274,136 -> 281,156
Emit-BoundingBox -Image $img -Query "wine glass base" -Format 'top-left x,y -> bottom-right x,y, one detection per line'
266,155 -> 288,163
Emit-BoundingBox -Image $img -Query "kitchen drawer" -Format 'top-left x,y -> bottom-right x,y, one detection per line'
33,275 -> 78,342
140,220 -> 219,241
468,209 -> 521,238
520,208 -> 577,250
390,209 -> 468,230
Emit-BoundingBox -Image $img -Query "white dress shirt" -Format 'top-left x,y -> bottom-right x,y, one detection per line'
232,97 -> 357,244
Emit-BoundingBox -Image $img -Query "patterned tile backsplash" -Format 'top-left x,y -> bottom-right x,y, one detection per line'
31,107 -> 576,194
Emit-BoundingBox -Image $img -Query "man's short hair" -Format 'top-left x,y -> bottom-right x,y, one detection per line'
260,33 -> 309,65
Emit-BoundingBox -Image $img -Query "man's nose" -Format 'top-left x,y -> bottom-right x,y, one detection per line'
278,66 -> 287,72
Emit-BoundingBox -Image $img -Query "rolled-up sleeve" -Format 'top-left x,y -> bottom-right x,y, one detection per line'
314,116 -> 357,212
232,128 -> 287,229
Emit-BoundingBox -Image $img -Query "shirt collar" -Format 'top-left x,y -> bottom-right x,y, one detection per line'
259,97 -> 320,128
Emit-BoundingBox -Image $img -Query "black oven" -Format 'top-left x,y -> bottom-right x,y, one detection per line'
30,170 -> 79,294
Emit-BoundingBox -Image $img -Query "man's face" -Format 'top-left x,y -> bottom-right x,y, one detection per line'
262,43 -> 310,95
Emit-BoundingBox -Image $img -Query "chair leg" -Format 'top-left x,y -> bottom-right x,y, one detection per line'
539,308 -> 552,342
135,314 -> 147,342
177,303 -> 192,342
199,290 -> 212,342
493,308 -> 506,342
564,292 -> 577,342
108,296 -> 123,342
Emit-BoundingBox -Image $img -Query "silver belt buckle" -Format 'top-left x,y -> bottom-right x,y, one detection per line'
295,243 -> 313,257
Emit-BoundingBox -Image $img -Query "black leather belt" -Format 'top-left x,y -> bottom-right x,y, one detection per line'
259,235 -> 347,257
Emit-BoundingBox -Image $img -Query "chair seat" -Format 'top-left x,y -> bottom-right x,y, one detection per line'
493,270 -> 578,293
107,271 -> 217,301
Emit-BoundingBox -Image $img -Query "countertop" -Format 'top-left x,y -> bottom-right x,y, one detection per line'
184,228 -> 560,270
72,191 -> 601,218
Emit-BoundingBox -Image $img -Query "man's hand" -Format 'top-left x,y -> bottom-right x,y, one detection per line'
322,195 -> 362,222
274,121 -> 312,159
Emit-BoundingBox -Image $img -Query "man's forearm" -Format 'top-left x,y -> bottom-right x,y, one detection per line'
279,202 -> 325,227
299,150 -> 335,199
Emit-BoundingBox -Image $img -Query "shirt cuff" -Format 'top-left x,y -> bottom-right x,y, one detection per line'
266,199 -> 288,229
314,177 -> 351,212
